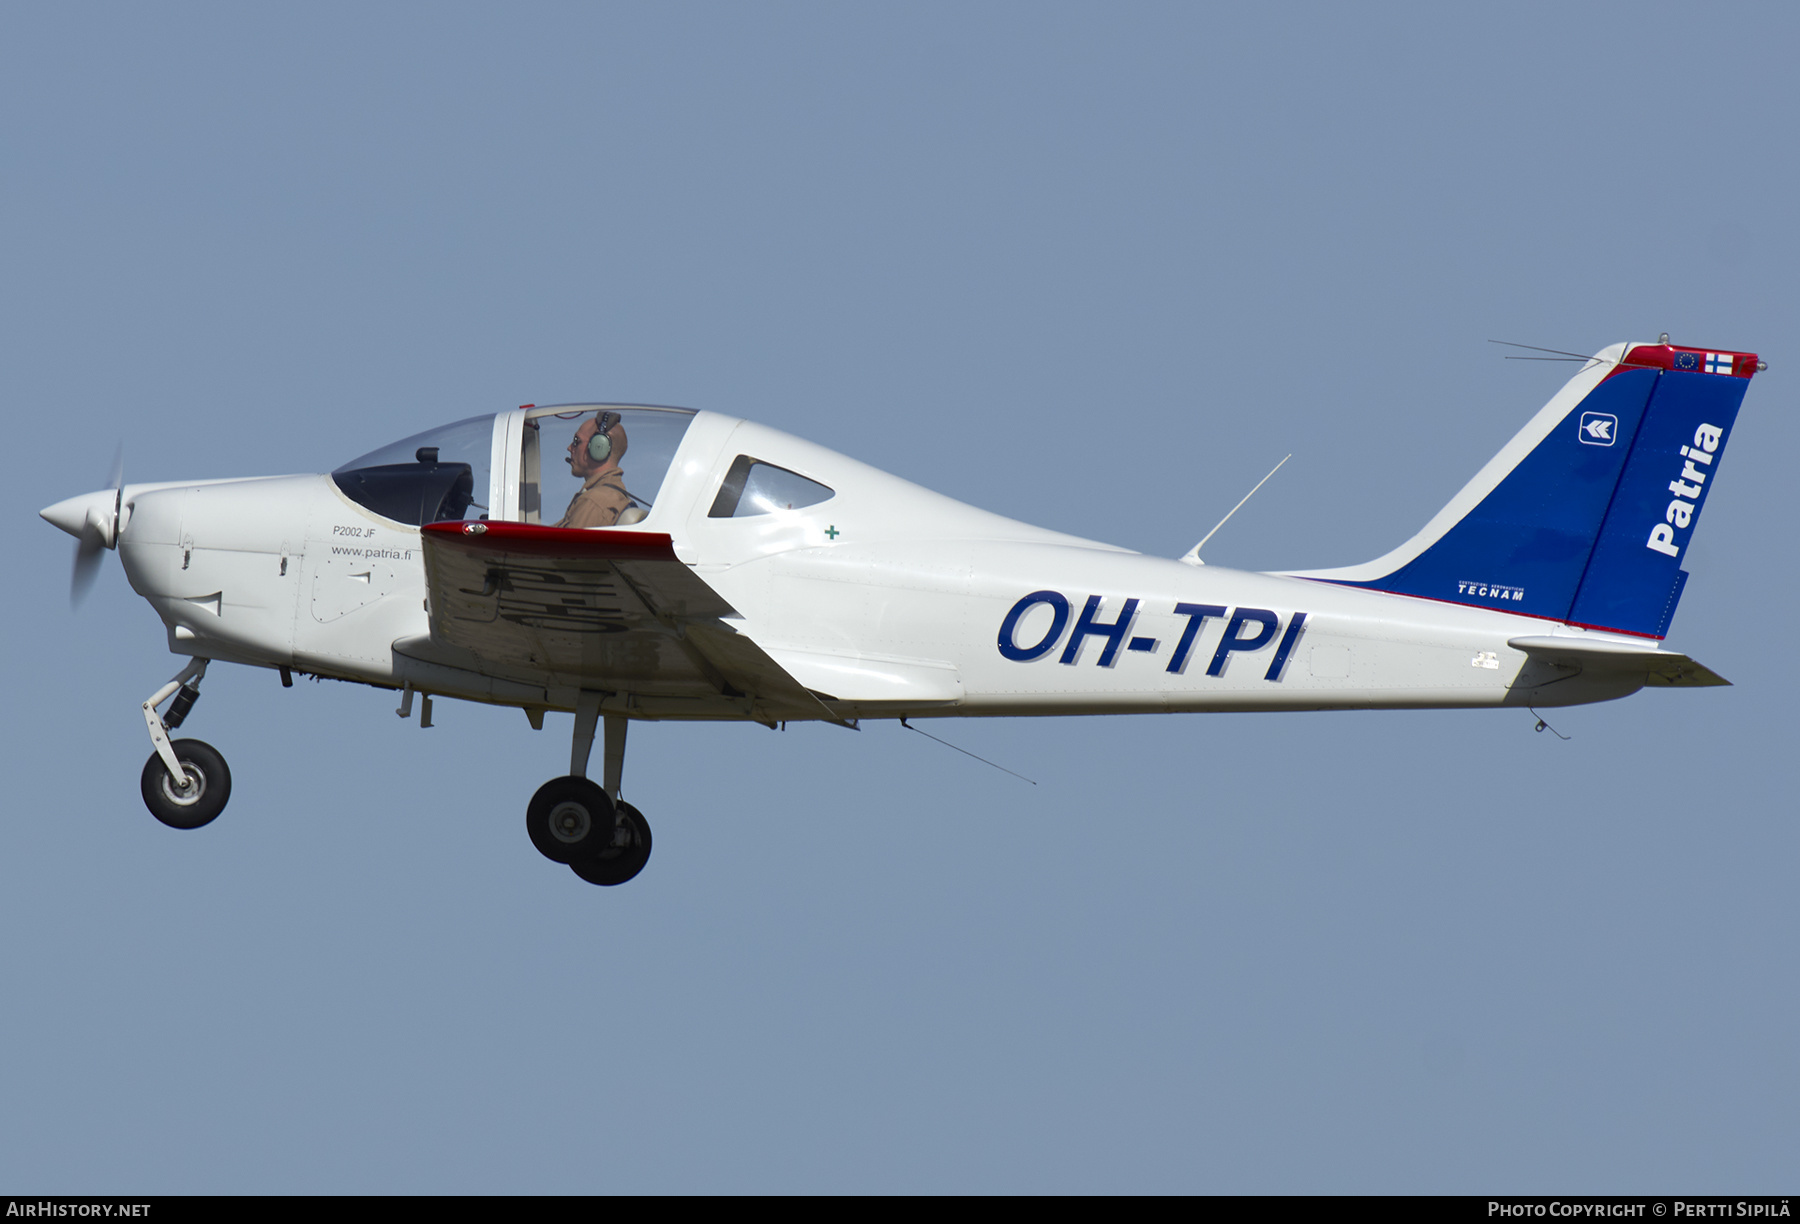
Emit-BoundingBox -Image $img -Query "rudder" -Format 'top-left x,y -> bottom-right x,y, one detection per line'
1567,353 -> 1753,636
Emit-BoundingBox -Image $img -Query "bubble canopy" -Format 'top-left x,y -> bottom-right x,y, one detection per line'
331,406 -> 698,528
332,415 -> 493,526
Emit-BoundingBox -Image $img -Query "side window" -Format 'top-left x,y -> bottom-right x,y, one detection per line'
708,456 -> 834,518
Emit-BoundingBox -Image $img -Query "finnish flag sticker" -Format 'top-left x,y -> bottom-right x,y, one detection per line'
1579,411 -> 1618,445
1705,351 -> 1734,375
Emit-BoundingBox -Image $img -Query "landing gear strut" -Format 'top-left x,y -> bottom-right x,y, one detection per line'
139,659 -> 232,829
526,693 -> 651,886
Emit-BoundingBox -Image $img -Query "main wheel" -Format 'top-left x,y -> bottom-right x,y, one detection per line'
140,738 -> 232,830
526,776 -> 617,864
571,800 -> 652,886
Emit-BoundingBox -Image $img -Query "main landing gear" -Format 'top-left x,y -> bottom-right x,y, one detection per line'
139,658 -> 232,829
526,693 -> 651,886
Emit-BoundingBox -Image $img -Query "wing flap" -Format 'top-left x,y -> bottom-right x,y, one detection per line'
761,646 -> 964,705
682,623 -> 851,723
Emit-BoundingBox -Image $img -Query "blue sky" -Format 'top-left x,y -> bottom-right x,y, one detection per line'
4,3 -> 1795,1192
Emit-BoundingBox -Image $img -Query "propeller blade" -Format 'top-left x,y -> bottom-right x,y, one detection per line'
71,527 -> 105,606
69,446 -> 123,608
108,445 -> 124,535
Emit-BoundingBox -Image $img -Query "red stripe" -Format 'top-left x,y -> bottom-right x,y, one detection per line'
1601,342 -> 1759,383
421,520 -> 679,562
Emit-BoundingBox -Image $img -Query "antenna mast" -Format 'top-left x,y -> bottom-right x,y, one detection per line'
1179,454 -> 1290,566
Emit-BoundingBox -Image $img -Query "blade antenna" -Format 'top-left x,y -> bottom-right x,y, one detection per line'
1180,454 -> 1289,566
901,718 -> 1036,785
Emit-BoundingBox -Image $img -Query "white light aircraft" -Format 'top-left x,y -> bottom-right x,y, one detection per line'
42,339 -> 1763,885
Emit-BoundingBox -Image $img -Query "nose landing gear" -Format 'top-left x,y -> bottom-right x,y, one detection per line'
528,695 -> 652,886
139,659 -> 232,830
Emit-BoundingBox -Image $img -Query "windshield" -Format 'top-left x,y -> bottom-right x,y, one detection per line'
332,414 -> 494,526
521,406 -> 695,527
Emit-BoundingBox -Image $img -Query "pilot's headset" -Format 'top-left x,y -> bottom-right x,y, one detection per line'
586,411 -> 623,464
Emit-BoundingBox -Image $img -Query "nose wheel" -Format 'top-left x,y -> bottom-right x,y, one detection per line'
140,738 -> 232,829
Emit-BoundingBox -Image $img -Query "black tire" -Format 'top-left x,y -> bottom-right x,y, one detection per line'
140,738 -> 232,830
571,801 -> 652,886
526,776 -> 617,864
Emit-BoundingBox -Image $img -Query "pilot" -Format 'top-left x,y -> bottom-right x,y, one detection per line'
555,411 -> 634,529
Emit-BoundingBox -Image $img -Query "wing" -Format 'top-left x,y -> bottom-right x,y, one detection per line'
417,521 -> 846,722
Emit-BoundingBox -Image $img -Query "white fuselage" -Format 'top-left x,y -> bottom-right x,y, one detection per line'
110,409 -> 1644,723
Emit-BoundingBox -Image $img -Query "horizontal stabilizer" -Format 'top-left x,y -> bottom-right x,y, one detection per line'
1506,635 -> 1729,687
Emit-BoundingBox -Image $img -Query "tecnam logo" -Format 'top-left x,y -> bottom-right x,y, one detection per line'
1457,581 -> 1524,603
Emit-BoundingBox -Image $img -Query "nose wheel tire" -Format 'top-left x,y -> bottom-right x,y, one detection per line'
140,738 -> 232,830
526,776 -> 618,864
570,801 -> 652,886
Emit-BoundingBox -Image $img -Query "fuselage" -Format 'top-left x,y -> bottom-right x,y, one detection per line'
90,406 -> 1642,724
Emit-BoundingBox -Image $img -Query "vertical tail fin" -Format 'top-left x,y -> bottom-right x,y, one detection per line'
1287,341 -> 1762,638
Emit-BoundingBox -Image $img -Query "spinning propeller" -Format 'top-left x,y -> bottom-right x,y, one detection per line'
44,448 -> 124,607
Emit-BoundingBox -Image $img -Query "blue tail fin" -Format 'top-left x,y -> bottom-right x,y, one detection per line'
1288,341 -> 1761,638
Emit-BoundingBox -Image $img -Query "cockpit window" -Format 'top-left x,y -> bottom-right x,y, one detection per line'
521,406 -> 696,528
708,455 -> 835,518
332,414 -> 493,526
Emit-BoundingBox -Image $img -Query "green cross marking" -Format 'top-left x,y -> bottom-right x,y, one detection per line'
824,525 -> 840,540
